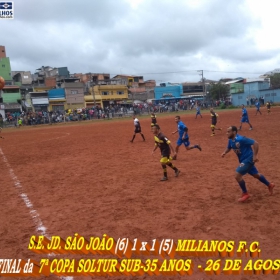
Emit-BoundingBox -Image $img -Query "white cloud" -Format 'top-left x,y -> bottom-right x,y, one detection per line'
1,0 -> 279,82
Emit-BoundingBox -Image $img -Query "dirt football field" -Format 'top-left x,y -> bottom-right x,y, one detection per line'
1,107 -> 280,280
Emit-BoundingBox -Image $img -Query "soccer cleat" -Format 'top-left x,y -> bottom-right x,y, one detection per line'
211,133 -> 215,136
238,193 -> 250,202
160,177 -> 168,181
249,127 -> 253,130
175,170 -> 180,177
172,154 -> 177,160
268,183 -> 275,195
196,145 -> 202,151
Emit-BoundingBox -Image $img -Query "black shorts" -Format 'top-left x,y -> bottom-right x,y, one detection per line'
135,127 -> 141,133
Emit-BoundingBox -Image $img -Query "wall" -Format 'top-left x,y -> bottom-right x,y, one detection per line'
0,57 -> 12,81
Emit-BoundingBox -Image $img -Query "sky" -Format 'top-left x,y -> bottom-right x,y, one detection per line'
1,0 -> 280,84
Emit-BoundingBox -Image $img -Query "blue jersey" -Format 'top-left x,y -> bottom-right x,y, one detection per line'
177,120 -> 188,139
255,102 -> 260,109
196,107 -> 200,113
242,108 -> 248,117
227,134 -> 255,163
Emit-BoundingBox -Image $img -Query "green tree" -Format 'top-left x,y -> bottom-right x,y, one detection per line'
269,73 -> 280,88
209,82 -> 230,100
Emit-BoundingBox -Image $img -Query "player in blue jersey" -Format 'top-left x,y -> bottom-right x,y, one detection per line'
195,105 -> 202,119
221,126 -> 275,202
255,100 -> 262,115
0,127 -> 4,139
239,104 -> 253,131
172,116 -> 201,160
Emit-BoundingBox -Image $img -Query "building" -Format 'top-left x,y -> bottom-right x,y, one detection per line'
154,83 -> 183,101
30,91 -> 49,111
33,66 -> 70,87
62,82 -> 84,110
1,85 -> 22,113
231,80 -> 280,106
0,46 -> 12,83
48,88 -> 66,112
89,84 -> 129,108
12,71 -> 33,111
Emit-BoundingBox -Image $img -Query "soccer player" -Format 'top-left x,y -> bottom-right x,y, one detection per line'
150,113 -> 157,129
172,116 -> 201,160
152,124 -> 180,181
210,108 -> 222,136
221,126 -> 275,202
130,115 -> 145,143
266,101 -> 271,114
255,100 -> 262,115
195,105 -> 202,119
0,127 -> 4,139
239,104 -> 253,130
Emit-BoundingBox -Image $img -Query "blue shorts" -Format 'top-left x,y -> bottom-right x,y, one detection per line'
196,112 -> 201,115
236,162 -> 258,176
177,138 -> 190,147
241,117 -> 249,123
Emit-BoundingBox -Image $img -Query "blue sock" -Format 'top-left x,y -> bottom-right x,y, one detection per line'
238,180 -> 247,193
259,174 -> 269,186
194,145 -> 198,148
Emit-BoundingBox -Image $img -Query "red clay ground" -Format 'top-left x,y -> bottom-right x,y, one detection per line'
1,107 -> 280,280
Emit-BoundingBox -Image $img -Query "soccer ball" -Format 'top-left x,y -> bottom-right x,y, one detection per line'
0,76 -> 5,90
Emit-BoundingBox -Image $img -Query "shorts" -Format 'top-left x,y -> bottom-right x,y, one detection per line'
177,137 -> 190,147
134,127 -> 141,133
210,124 -> 216,128
160,156 -> 172,164
151,122 -> 157,127
196,112 -> 201,115
236,161 -> 258,176
241,117 -> 249,123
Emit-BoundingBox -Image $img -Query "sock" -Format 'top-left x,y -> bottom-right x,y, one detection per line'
162,165 -> 167,177
141,134 -> 145,141
131,135 -> 135,142
238,180 -> 247,193
167,162 -> 178,171
259,174 -> 270,186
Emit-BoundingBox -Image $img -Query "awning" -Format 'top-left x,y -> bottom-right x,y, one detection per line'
32,98 -> 49,105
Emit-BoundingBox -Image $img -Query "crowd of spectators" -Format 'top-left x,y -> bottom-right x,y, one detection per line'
0,99 -> 231,128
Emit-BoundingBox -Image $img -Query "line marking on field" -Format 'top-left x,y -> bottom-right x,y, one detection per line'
0,147 -> 73,280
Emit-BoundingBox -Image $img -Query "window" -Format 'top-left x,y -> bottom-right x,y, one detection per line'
265,93 -> 270,97
238,96 -> 243,99
71,90 -> 78,94
271,93 -> 277,96
117,91 -> 124,95
102,91 -> 109,95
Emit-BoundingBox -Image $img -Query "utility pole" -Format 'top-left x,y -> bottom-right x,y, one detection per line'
198,70 -> 205,101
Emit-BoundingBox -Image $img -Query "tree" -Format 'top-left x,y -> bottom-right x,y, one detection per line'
209,82 -> 230,100
269,73 -> 280,89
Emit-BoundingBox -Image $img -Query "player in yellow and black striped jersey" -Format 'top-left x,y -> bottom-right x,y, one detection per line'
151,124 -> 180,181
150,113 -> 157,129
210,108 -> 222,136
266,102 -> 271,114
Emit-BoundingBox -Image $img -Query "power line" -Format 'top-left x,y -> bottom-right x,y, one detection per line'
110,70 -> 265,76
